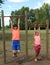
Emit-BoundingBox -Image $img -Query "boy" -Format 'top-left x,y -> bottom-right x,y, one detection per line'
10,18 -> 20,57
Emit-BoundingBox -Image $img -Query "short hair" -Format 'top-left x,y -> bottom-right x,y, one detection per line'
13,24 -> 18,27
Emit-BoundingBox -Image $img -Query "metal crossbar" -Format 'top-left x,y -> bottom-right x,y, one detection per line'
0,15 -> 25,18
28,24 -> 48,27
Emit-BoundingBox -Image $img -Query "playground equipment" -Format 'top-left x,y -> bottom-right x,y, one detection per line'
28,22 -> 49,59
0,10 -> 28,63
0,10 -> 49,63
28,24 -> 47,27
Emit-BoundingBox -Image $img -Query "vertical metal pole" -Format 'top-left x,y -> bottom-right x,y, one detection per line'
46,19 -> 49,59
25,10 -> 28,58
1,10 -> 6,63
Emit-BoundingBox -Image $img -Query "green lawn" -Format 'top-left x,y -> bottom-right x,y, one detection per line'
0,30 -> 50,65
0,30 -> 50,57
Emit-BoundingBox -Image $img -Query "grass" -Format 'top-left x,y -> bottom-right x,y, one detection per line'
0,30 -> 50,56
0,30 -> 50,65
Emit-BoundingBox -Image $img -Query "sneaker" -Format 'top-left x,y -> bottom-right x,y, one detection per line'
34,58 -> 37,62
15,55 -> 17,57
37,57 -> 43,61
12,54 -> 17,57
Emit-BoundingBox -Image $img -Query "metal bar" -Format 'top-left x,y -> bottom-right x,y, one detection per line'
38,24 -> 47,26
2,10 -> 6,63
28,24 -> 48,27
0,15 -> 25,18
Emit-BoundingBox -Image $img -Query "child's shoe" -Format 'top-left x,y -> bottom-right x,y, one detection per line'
34,58 -> 37,62
37,57 -> 43,61
12,54 -> 17,57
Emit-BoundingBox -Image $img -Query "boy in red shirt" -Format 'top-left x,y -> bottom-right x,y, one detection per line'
10,18 -> 20,57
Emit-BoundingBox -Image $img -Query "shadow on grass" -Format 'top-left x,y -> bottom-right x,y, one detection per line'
6,55 -> 34,65
1,54 -> 49,65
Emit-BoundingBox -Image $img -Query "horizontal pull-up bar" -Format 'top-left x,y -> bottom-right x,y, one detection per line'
38,24 -> 47,26
0,15 -> 25,18
28,24 -> 48,27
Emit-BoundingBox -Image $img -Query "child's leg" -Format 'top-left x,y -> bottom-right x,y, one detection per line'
16,40 -> 20,54
34,50 -> 40,61
12,40 -> 17,56
34,45 -> 41,61
35,49 -> 40,59
16,50 -> 20,54
12,50 -> 16,55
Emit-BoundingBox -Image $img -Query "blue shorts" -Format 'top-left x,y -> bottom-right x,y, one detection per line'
12,40 -> 20,50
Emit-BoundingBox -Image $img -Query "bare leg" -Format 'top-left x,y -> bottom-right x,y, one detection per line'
16,50 -> 20,54
12,50 -> 17,57
34,50 -> 40,61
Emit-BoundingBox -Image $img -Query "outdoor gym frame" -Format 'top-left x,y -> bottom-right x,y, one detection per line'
28,21 -> 49,59
1,10 -> 49,63
1,10 -> 28,63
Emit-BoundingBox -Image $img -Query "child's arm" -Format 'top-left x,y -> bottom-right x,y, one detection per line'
10,19 -> 13,30
34,24 -> 36,35
38,25 -> 41,44
18,18 -> 20,29
48,32 -> 50,34
38,25 -> 40,35
48,30 -> 50,34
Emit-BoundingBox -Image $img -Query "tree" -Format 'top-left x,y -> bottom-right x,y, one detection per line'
34,9 -> 40,24
0,0 -> 3,4
28,9 -> 36,23
0,19 -> 1,29
11,7 -> 29,30
0,0 -> 6,5
41,3 -> 50,28
10,3 -> 50,29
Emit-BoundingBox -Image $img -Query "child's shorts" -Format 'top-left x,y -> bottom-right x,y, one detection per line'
34,45 -> 41,51
12,40 -> 20,50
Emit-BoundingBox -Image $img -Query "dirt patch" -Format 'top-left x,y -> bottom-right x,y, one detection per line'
0,54 -> 50,65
